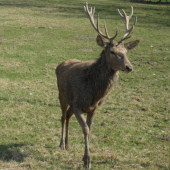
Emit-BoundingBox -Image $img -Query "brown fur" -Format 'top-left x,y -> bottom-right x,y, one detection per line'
55,3 -> 140,169
55,35 -> 140,169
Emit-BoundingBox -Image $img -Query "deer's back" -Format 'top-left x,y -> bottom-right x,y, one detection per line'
56,59 -> 96,108
56,59 -> 81,79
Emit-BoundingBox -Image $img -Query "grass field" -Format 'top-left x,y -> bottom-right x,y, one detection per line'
0,0 -> 170,169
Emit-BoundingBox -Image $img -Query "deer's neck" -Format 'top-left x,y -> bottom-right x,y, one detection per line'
93,50 -> 118,81
85,50 -> 119,98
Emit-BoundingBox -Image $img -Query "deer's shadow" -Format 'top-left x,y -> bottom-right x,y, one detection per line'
0,143 -> 29,162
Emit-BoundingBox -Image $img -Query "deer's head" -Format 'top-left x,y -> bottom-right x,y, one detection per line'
84,3 -> 140,73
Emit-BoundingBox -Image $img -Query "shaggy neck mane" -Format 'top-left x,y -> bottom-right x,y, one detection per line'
87,50 -> 115,80
84,50 -> 117,97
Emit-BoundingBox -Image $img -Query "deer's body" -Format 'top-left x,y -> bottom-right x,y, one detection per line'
56,53 -> 119,113
56,2 -> 140,169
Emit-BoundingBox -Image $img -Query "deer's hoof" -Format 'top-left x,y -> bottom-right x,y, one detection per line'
65,144 -> 70,150
83,155 -> 91,169
59,142 -> 65,150
84,162 -> 91,170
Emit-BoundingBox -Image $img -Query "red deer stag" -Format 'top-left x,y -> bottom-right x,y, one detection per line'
56,2 -> 140,169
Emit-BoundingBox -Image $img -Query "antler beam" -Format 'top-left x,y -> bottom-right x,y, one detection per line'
84,2 -> 137,43
117,6 -> 137,42
84,2 -> 118,42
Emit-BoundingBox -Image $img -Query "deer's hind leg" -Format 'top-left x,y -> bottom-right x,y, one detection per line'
65,106 -> 73,150
59,94 -> 68,150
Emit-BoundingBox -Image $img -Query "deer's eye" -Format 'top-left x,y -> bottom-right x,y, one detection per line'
119,54 -> 124,59
110,51 -> 115,55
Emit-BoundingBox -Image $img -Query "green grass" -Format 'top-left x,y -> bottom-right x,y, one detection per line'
0,0 -> 170,169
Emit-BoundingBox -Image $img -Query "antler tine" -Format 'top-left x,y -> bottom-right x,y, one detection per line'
97,13 -> 99,31
122,9 -> 127,18
117,6 -> 137,43
117,6 -> 133,20
104,22 -> 109,37
110,28 -> 119,42
92,6 -> 95,16
84,2 -> 118,42
122,15 -> 137,41
129,6 -> 134,18
117,8 -> 124,18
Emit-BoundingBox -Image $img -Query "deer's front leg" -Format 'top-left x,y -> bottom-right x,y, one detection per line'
73,107 -> 91,170
86,111 -> 96,139
81,111 -> 96,163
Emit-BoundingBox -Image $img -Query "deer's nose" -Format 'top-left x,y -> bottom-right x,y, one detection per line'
126,66 -> 133,72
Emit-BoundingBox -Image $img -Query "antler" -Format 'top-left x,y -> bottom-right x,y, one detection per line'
84,2 -> 118,42
117,6 -> 137,42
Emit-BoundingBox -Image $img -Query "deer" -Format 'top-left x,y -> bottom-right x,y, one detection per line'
55,2 -> 140,169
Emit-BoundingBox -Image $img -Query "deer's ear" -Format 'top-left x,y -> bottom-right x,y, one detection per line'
124,39 -> 140,50
96,35 -> 107,47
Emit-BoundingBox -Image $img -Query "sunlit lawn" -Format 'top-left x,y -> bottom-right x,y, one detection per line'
0,0 -> 169,169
